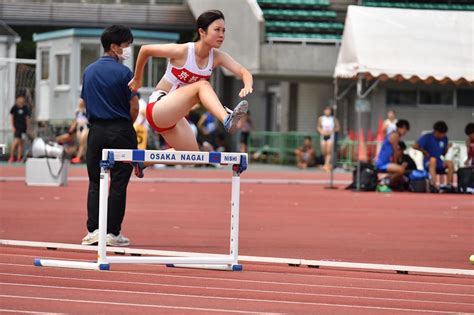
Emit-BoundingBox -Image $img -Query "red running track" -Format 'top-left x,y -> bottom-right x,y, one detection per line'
1,164 -> 473,313
1,247 -> 473,314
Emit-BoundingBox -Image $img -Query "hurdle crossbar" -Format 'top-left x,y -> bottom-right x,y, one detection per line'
34,149 -> 247,271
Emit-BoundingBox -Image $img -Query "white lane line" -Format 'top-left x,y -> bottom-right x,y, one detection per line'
1,261 -> 473,290
0,310 -> 65,315
2,282 -> 474,310
0,295 -> 278,315
2,240 -> 473,277
0,291 -> 458,314
1,272 -> 473,299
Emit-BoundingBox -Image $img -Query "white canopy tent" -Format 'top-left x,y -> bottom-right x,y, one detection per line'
335,5 -> 474,84
330,6 -> 473,189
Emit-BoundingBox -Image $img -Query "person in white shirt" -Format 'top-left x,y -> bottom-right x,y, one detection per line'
382,110 -> 398,136
317,106 -> 340,172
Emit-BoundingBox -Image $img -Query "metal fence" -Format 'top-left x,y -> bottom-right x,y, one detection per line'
248,131 -> 467,170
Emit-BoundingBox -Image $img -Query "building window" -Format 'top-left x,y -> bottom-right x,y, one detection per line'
80,43 -> 100,83
419,90 -> 453,106
457,89 -> 474,107
40,50 -> 49,80
386,90 -> 417,106
56,54 -> 70,86
387,88 -> 458,107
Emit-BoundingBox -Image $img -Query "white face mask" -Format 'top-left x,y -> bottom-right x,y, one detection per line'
117,46 -> 132,61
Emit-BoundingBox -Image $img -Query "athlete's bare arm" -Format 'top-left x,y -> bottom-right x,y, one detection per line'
129,43 -> 187,92
214,50 -> 253,98
317,117 -> 323,134
390,132 -> 401,162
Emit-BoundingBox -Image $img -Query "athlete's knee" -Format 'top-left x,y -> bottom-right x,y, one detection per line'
196,80 -> 211,89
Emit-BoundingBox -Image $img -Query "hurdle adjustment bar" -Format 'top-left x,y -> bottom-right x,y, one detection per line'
34,149 -> 247,271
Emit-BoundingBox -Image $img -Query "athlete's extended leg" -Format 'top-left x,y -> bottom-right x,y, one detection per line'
153,81 -> 226,127
152,81 -> 247,133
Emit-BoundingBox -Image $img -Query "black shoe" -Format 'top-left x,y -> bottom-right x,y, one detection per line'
429,184 -> 439,193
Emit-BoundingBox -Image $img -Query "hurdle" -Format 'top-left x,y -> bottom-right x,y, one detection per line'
34,149 -> 247,271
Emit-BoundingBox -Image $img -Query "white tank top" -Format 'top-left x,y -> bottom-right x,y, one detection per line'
321,115 -> 335,132
384,119 -> 398,135
163,42 -> 214,93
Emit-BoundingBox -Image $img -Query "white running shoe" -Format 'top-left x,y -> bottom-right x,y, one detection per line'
106,233 -> 130,247
81,229 -> 99,245
224,100 -> 248,134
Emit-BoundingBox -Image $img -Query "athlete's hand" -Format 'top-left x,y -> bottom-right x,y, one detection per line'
128,77 -> 142,92
239,86 -> 253,98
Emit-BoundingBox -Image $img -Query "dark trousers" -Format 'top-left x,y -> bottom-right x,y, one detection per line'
86,120 -> 137,235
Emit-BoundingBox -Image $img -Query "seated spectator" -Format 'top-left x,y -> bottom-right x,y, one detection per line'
294,136 -> 316,169
197,111 -> 218,150
413,121 -> 454,189
465,123 -> 474,166
56,100 -> 88,163
56,128 -> 77,158
375,120 -> 410,184
70,99 -> 89,164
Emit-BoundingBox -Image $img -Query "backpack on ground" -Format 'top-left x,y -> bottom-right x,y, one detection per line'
408,170 -> 430,193
457,166 -> 474,194
346,162 -> 378,191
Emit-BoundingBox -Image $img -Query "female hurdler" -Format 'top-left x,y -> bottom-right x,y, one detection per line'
128,10 -> 252,176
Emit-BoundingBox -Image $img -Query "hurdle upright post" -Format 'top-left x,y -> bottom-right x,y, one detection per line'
97,150 -> 114,270
230,165 -> 241,266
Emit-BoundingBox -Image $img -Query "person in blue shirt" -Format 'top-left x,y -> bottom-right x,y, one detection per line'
375,120 -> 410,183
80,25 -> 139,247
413,121 -> 454,189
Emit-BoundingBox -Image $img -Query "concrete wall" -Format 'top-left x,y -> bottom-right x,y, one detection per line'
364,88 -> 473,141
296,82 -> 334,132
259,44 -> 339,78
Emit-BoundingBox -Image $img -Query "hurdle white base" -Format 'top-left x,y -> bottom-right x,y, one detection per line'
167,264 -> 243,271
33,255 -> 240,271
34,259 -> 109,271
106,255 -> 235,265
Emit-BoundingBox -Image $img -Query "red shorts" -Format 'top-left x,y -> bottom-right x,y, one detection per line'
146,91 -> 176,133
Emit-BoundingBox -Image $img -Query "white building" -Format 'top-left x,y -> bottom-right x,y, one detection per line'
33,28 -> 179,123
0,22 -> 21,145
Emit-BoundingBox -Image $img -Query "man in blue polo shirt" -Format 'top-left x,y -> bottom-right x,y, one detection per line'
413,121 -> 454,189
80,25 -> 139,247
